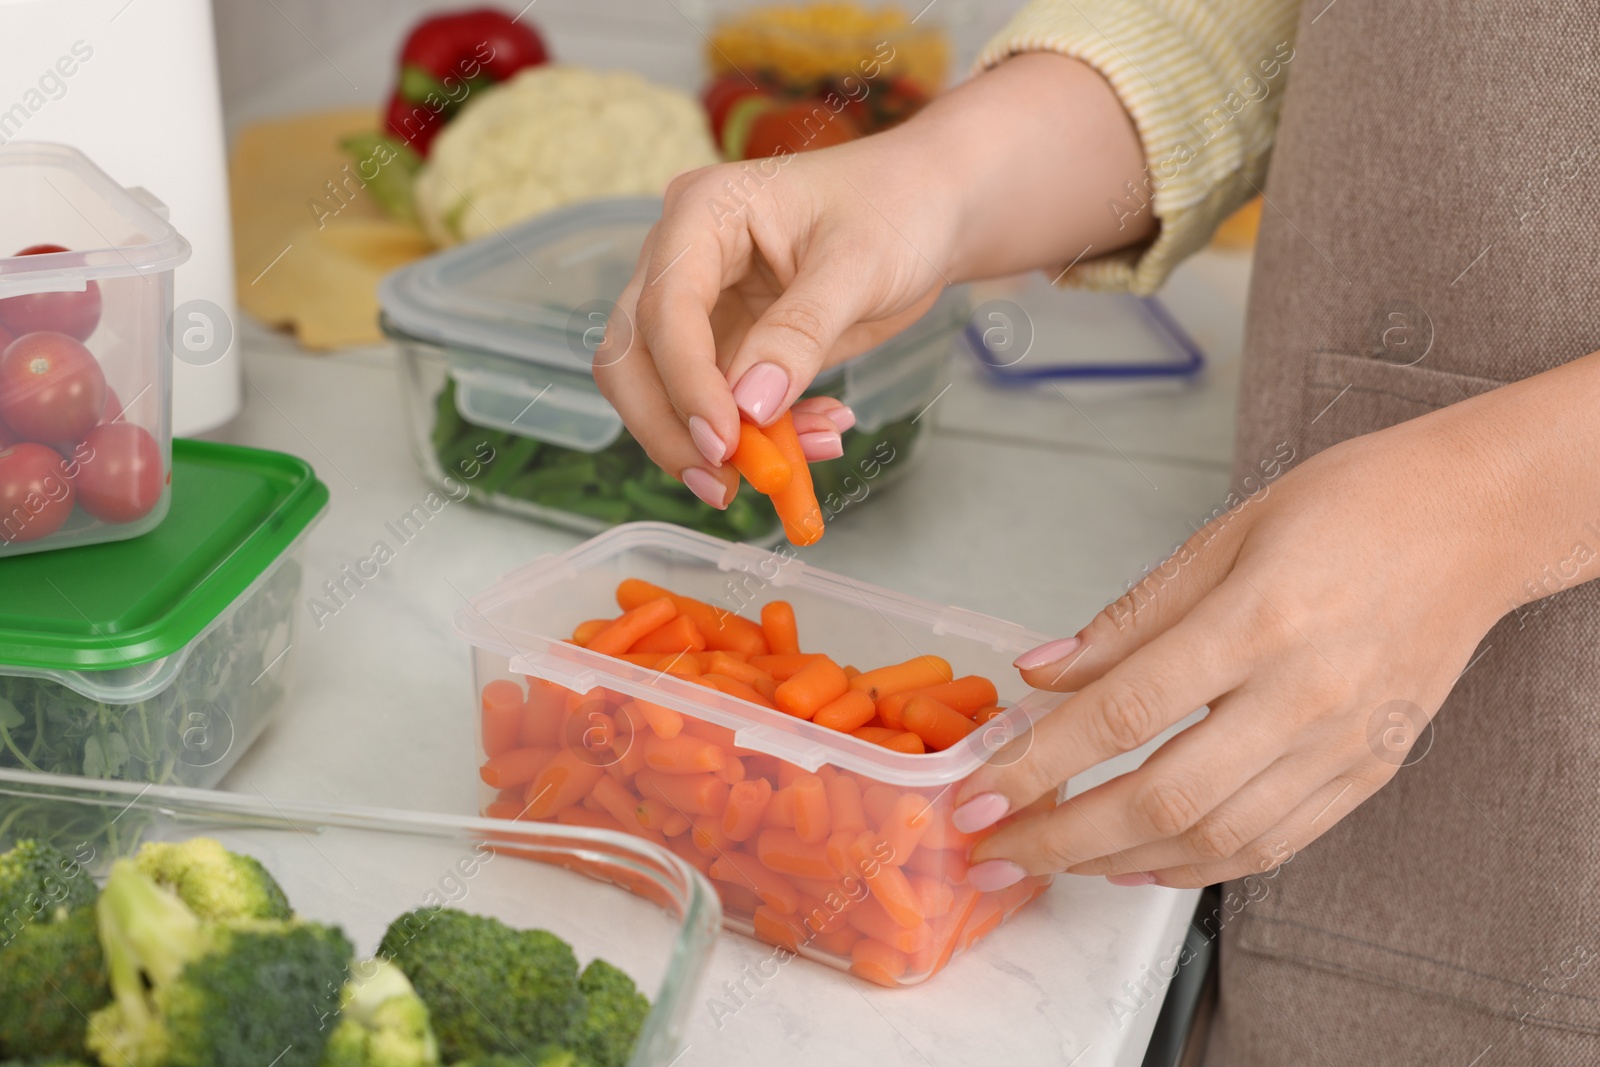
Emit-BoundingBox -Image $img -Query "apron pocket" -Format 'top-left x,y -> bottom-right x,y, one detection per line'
1299,351 -> 1506,458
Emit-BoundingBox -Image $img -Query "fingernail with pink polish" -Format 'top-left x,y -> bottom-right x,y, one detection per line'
1106,872 -> 1157,887
1014,636 -> 1082,672
682,467 -> 728,510
822,403 -> 856,432
733,362 -> 789,424
688,415 -> 727,466
798,430 -> 843,461
967,859 -> 1027,893
952,792 -> 1010,834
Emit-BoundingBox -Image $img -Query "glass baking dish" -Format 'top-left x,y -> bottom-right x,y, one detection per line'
0,766 -> 721,1067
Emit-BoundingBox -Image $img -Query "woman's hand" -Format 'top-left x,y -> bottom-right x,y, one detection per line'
592,139 -> 954,508
950,355 -> 1600,891
592,54 -> 1156,509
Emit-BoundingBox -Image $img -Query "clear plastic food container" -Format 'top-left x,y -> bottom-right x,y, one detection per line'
0,142 -> 191,556
382,196 -> 965,544
0,767 -> 719,1067
0,439 -> 325,789
456,522 -> 1058,987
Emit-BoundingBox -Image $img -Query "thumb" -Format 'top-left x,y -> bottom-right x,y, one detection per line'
725,268 -> 867,426
1017,517 -> 1247,692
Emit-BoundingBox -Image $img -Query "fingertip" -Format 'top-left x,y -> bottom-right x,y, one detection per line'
688,414 -> 729,466
682,467 -> 731,510
798,430 -> 843,461
732,362 -> 791,425
1014,636 -> 1083,672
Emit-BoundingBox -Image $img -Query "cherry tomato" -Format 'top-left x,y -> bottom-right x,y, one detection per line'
0,442 -> 76,544
0,244 -> 103,341
0,331 -> 107,445
100,387 -> 124,426
73,422 -> 164,524
0,321 -> 13,351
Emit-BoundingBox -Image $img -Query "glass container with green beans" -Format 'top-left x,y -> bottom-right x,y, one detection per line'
380,197 -> 967,544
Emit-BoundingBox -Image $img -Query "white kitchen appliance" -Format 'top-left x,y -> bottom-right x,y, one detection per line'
0,0 -> 241,434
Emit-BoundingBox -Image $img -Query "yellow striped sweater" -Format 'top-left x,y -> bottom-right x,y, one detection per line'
978,0 -> 1303,293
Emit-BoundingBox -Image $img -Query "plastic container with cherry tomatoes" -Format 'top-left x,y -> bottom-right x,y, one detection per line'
0,143 -> 191,557
456,522 -> 1060,987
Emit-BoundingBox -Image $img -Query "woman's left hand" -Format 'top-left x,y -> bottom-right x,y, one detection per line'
950,401 -> 1546,891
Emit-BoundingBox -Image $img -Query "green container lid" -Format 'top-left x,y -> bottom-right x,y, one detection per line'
0,439 -> 328,672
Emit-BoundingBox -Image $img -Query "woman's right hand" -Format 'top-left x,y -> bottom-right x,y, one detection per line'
592,53 -> 1157,508
592,134 -> 957,509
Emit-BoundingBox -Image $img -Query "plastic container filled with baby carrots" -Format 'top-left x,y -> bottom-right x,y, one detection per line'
456,522 -> 1060,987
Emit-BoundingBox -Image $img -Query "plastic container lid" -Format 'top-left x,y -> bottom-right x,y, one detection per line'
0,142 -> 191,300
380,196 -> 966,451
457,522 -> 1056,788
0,439 -> 328,674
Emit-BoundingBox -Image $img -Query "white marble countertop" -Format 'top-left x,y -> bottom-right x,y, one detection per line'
209,8 -> 1256,1060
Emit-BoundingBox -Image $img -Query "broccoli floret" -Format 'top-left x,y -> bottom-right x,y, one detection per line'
85,860 -> 351,1067
377,909 -> 582,1063
0,906 -> 109,1060
0,841 -> 96,943
132,838 -> 292,921
320,959 -> 439,1067
447,1053 -> 581,1067
0,841 -> 106,1061
572,959 -> 649,1067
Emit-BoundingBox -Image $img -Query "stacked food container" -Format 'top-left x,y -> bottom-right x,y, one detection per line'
0,143 -> 190,555
382,196 -> 967,544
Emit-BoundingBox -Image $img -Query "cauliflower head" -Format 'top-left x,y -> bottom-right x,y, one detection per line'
414,66 -> 719,245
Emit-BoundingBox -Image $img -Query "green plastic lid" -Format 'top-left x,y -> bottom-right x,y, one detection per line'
0,439 -> 328,672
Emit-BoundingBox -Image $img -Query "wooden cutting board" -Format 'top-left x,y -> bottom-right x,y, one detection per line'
230,107 -> 434,350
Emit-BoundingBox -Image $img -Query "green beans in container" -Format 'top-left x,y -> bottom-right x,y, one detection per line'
381,197 -> 966,543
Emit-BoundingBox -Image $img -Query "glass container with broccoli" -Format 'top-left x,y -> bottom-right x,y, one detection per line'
0,837 -> 659,1067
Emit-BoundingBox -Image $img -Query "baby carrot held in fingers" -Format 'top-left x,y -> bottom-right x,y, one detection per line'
761,412 -> 825,546
729,420 -> 793,494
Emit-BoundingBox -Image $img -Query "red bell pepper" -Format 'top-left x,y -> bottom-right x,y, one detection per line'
397,7 -> 547,99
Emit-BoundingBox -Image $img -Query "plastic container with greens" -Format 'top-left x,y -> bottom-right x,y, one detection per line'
381,196 -> 966,544
0,440 -> 326,789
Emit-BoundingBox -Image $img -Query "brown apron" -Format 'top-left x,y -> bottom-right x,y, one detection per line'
1209,1 -> 1600,1063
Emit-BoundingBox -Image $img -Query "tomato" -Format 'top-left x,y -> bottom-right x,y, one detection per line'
100,387 -> 124,426
0,331 -> 107,445
0,244 -> 103,341
0,321 -> 13,351
0,442 -> 76,544
740,101 -> 860,160
72,422 -> 164,524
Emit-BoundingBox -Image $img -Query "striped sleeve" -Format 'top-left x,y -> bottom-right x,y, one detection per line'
976,0 -> 1303,294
